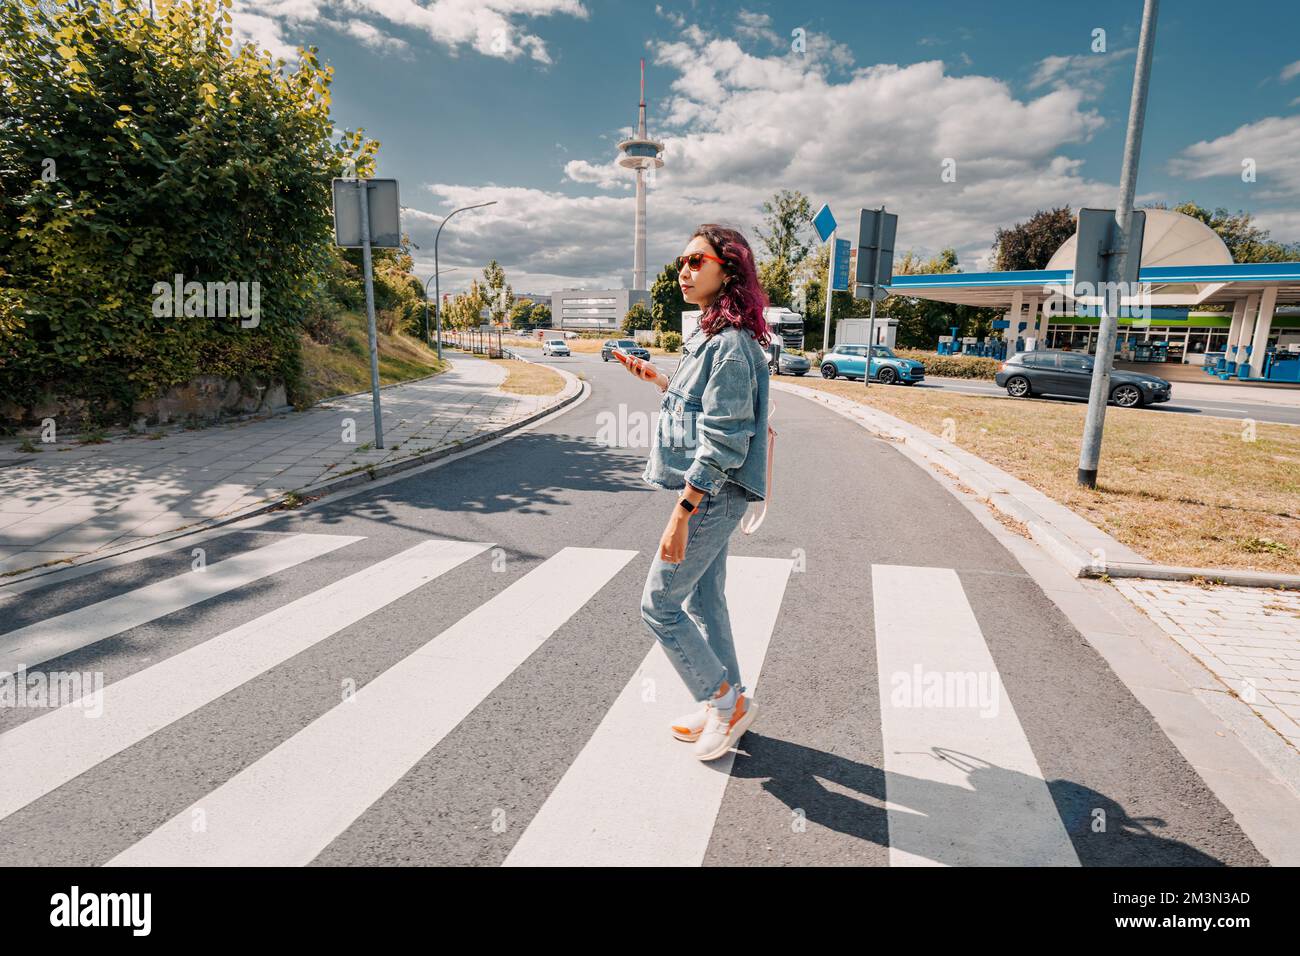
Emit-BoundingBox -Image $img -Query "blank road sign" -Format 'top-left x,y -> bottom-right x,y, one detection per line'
332,178 -> 401,248
1073,207 -> 1145,296
855,208 -> 897,288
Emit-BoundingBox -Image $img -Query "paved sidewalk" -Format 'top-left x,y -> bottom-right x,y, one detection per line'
1115,580 -> 1300,753
0,356 -> 562,577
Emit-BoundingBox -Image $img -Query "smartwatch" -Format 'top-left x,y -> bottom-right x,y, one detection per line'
677,496 -> 697,513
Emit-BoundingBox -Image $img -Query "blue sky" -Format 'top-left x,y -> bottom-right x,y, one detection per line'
231,0 -> 1300,295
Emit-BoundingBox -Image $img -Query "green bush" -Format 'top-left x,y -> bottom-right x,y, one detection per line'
895,349 -> 1001,380
0,0 -> 377,422
658,330 -> 682,353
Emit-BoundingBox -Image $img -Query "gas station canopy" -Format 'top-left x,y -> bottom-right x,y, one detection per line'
890,260 -> 1300,309
885,211 -> 1300,381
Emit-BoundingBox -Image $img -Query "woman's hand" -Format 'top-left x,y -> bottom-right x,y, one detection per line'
616,351 -> 669,391
658,509 -> 691,564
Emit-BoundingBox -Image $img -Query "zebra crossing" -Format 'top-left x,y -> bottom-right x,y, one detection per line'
0,531 -> 1095,866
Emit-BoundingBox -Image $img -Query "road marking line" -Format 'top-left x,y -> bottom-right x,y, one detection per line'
106,546 -> 637,867
0,539 -> 490,822
871,564 -> 1078,866
504,556 -> 794,867
0,534 -> 362,673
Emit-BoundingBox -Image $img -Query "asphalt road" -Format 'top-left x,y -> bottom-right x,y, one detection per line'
911,374 -> 1300,426
0,349 -> 1268,866
591,344 -> 1300,425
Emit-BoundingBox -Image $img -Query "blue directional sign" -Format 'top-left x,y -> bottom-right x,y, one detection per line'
991,319 -> 1010,330
812,203 -> 837,243
832,238 -> 851,291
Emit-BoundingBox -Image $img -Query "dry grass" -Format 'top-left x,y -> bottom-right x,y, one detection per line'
796,378 -> 1300,574
495,358 -> 566,396
504,335 -> 677,357
299,312 -> 450,406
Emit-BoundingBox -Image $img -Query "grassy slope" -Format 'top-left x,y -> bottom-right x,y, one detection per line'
298,311 -> 449,406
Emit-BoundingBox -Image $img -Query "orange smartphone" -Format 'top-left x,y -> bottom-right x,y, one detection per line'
613,348 -> 659,383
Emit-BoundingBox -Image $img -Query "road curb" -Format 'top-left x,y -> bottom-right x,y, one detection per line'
0,356 -> 583,589
773,380 -> 1299,590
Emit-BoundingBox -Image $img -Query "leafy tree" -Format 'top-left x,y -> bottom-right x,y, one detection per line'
754,189 -> 813,266
650,261 -> 685,332
447,279 -> 488,328
881,248 -> 1000,347
509,299 -> 537,328
0,0 -> 378,421
622,301 -> 652,334
793,243 -> 858,351
992,207 -> 1076,271
482,259 -> 512,326
529,303 -> 552,328
757,256 -> 793,309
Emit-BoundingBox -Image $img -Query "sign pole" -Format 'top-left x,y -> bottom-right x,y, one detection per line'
822,228 -> 835,353
865,205 -> 884,390
357,180 -> 385,450
1078,0 -> 1157,488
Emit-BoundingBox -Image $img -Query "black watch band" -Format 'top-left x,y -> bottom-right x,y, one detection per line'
677,496 -> 697,513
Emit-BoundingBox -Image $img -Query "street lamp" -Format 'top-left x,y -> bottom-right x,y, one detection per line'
434,201 -> 497,360
422,268 -> 458,346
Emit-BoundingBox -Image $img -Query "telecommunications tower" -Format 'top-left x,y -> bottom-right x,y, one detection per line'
616,59 -> 665,291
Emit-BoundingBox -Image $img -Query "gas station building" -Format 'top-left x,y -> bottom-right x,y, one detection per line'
890,210 -> 1300,384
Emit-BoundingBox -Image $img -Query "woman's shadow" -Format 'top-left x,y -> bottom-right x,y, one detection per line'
728,734 -> 1226,866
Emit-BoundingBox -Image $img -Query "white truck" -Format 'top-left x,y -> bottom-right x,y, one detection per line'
835,317 -> 898,349
681,307 -> 805,350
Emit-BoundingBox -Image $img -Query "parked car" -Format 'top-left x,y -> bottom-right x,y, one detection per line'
771,350 -> 811,376
542,338 -> 571,356
819,344 -> 925,384
994,349 -> 1171,407
600,338 -> 650,362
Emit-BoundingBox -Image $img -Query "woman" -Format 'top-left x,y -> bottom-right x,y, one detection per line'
621,223 -> 771,762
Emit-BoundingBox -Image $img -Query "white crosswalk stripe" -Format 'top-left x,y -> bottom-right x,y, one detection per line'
0,539 -> 491,823
0,534 -> 362,673
871,564 -> 1078,866
106,546 -> 638,867
1,529 -> 1088,866
504,556 -> 793,867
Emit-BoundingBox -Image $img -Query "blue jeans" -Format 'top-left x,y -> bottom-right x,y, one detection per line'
640,480 -> 748,702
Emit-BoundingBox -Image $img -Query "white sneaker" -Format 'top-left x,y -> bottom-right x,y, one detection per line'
693,694 -> 758,761
670,703 -> 712,742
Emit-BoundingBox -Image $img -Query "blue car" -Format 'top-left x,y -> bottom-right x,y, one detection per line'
820,344 -> 926,385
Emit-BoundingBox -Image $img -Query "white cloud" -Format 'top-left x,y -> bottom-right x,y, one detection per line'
735,10 -> 780,47
1029,48 -> 1134,99
336,18 -> 411,53
228,0 -> 588,64
1281,60 -> 1300,82
1169,114 -> 1300,201
408,24 -> 1136,294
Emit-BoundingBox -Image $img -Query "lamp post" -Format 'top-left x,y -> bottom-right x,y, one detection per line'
422,268 -> 458,346
434,201 -> 496,360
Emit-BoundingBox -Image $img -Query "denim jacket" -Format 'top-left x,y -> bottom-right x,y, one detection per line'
641,323 -> 769,502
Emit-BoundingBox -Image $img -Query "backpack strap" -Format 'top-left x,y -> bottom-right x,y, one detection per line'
739,397 -> 775,535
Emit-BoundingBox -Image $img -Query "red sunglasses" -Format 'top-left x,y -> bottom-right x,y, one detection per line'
676,252 -> 725,272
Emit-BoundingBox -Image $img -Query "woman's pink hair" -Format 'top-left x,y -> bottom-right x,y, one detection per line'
691,224 -> 772,348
